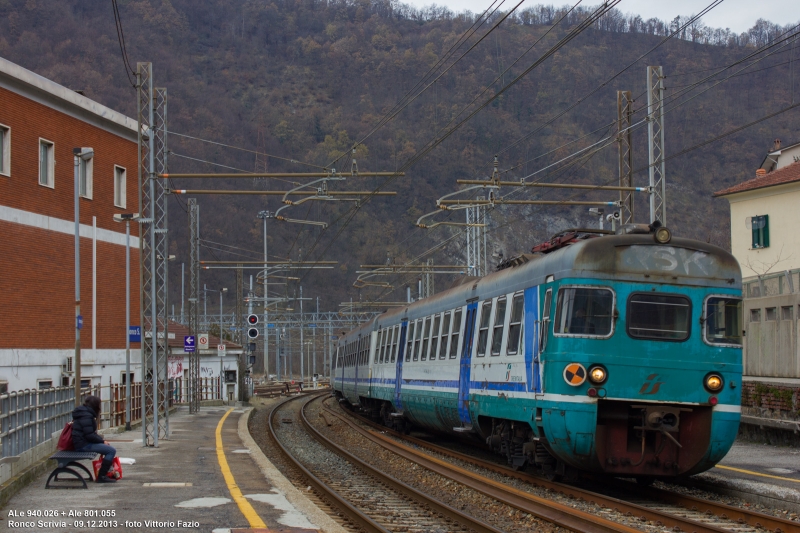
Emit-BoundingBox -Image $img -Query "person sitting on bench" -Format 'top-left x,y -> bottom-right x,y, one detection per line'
72,395 -> 117,483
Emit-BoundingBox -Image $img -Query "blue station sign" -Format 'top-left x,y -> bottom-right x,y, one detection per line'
129,326 -> 141,343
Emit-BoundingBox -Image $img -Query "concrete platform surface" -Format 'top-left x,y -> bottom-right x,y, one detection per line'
0,406 -> 345,533
694,441 -> 800,509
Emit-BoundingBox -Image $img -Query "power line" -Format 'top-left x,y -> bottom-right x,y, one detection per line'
110,0 -> 136,88
168,130 -> 325,170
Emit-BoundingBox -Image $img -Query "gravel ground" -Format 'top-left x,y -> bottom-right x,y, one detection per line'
346,404 -> 800,524
309,399 -> 673,533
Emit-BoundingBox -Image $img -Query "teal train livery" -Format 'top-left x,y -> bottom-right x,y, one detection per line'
333,224 -> 742,482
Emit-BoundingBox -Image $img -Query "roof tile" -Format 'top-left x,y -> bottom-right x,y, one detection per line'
714,161 -> 800,197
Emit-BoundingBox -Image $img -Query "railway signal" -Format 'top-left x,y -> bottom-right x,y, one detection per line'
247,314 -> 259,339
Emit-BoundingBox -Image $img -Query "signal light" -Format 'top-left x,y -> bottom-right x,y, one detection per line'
247,314 -> 259,325
248,327 -> 259,339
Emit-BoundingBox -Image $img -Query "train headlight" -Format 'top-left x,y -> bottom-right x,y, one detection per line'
653,226 -> 672,244
704,373 -> 723,393
588,365 -> 607,385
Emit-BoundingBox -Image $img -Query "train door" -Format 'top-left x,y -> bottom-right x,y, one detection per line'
457,302 -> 478,429
393,321 -> 408,412
524,286 -> 543,394
354,335 -> 362,400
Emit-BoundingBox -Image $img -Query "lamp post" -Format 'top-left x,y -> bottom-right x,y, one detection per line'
113,213 -> 140,430
73,148 -> 93,407
219,287 -> 227,400
257,210 -> 273,379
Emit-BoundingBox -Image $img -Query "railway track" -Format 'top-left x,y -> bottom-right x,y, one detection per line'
267,392 -> 511,533
321,399 -> 799,533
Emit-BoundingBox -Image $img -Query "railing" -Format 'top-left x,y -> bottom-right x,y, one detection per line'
745,267 -> 800,298
0,381 -> 174,459
171,377 -> 222,403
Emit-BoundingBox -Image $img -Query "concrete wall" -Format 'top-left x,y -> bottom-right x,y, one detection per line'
744,293 -> 800,379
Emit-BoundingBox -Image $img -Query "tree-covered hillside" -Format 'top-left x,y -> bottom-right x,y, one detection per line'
1,0 -> 798,311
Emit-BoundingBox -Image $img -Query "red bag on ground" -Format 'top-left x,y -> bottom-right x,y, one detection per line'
92,457 -> 123,480
57,422 -> 74,451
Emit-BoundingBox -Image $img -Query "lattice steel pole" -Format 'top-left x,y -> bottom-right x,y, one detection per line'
188,199 -> 200,413
647,66 -> 666,225
617,90 -> 634,224
422,258 -> 434,298
154,87 -> 170,436
476,196 -> 487,276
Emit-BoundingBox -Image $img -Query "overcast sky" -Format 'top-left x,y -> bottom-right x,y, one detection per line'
401,0 -> 799,33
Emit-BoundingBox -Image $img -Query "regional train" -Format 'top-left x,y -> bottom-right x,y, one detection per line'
332,223 -> 743,481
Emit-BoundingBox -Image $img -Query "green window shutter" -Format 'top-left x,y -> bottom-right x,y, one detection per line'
763,215 -> 769,248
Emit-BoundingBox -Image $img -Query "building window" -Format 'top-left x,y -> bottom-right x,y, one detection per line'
79,152 -> 93,199
0,381 -> 8,394
39,139 -> 54,187
750,309 -> 761,322
765,307 -> 777,321
0,124 -> 9,176
781,306 -> 793,321
38,380 -> 53,389
751,215 -> 769,249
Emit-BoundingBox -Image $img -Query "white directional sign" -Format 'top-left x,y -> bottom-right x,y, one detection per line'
198,334 -> 209,348
217,344 -> 226,356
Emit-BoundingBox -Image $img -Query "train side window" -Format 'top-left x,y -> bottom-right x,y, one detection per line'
554,286 -> 614,338
491,297 -> 507,356
449,309 -> 462,358
507,293 -> 524,355
406,321 -> 415,362
414,318 -> 424,361
391,325 -> 399,363
430,314 -> 441,362
704,296 -> 742,346
377,329 -> 385,364
439,311 -> 451,359
476,301 -> 492,356
420,317 -> 431,361
627,293 -> 690,341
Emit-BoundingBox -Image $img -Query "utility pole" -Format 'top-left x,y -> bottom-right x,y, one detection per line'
647,66 -> 666,225
299,286 -> 304,382
257,210 -> 272,377
188,198 -> 200,414
617,90 -> 634,224
181,263 -> 185,324
236,266 -> 244,401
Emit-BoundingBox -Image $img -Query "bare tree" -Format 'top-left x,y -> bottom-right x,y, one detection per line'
743,245 -> 792,296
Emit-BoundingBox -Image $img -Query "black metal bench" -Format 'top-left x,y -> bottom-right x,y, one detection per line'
45,451 -> 97,489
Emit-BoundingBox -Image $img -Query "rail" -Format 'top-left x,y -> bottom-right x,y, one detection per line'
326,401 -> 799,533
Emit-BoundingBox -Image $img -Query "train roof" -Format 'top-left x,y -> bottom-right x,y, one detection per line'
341,234 -> 741,339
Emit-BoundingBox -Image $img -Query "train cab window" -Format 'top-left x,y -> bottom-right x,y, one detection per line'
406,321 -> 415,362
491,297 -> 507,356
704,296 -> 742,346
430,314 -> 441,362
627,293 -> 690,341
476,301 -> 493,356
391,325 -> 399,363
554,287 -> 614,337
420,317 -> 431,361
439,312 -> 451,359
449,309 -> 462,358
507,293 -> 524,355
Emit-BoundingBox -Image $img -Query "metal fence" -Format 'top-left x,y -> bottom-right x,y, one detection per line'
0,382 -> 157,459
1,386 -> 81,458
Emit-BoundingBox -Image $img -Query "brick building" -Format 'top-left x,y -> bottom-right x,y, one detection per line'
0,56 -> 140,393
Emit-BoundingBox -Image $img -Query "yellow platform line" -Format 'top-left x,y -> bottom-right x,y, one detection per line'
216,408 -> 268,529
715,464 -> 800,483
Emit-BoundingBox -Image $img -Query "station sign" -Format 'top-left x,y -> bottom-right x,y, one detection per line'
184,335 -> 196,353
129,326 -> 141,342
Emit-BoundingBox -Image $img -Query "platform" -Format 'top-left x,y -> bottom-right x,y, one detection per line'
0,405 -> 346,533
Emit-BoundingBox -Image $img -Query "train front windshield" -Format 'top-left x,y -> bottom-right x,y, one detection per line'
704,297 -> 743,345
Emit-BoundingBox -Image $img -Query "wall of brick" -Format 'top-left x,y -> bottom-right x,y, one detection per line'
742,381 -> 799,415
0,86 -> 139,234
0,85 -> 141,352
